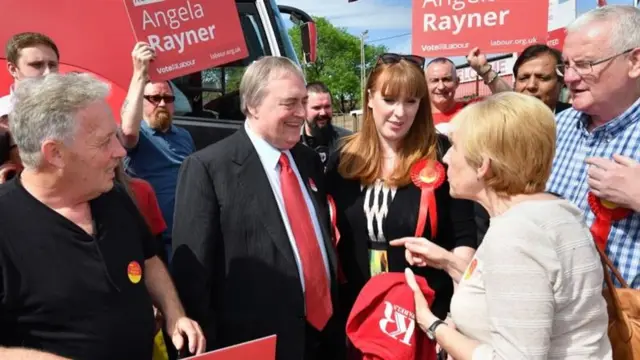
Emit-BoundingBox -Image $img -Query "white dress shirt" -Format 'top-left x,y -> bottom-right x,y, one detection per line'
244,121 -> 331,292
0,88 -> 15,119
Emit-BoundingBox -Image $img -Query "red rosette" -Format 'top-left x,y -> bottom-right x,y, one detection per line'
410,159 -> 445,239
587,192 -> 632,251
410,159 -> 446,191
587,192 -> 632,221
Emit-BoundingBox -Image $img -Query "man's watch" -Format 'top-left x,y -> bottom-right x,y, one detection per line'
426,319 -> 447,340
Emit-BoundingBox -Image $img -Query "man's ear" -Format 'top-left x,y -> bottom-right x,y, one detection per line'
7,62 -> 19,81
246,104 -> 259,120
628,48 -> 640,79
41,140 -> 66,169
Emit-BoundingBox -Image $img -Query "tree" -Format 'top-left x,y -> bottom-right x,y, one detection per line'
288,17 -> 387,113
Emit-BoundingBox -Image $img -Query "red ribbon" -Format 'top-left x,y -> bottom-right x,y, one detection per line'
410,159 -> 445,238
587,192 -> 632,251
327,194 -> 346,284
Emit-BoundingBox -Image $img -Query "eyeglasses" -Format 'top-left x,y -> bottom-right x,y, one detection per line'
556,48 -> 633,77
144,95 -> 176,104
376,53 -> 426,69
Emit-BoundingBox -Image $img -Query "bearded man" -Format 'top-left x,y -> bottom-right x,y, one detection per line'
120,42 -> 196,262
300,82 -> 351,167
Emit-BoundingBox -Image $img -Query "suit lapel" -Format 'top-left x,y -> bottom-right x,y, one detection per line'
290,145 -> 338,278
232,128 -> 298,270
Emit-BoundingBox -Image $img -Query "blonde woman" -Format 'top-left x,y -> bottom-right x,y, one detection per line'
393,92 -> 612,359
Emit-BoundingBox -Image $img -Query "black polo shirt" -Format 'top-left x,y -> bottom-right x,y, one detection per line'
0,178 -> 156,359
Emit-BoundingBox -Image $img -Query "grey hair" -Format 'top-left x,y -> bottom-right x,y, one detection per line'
567,5 -> 640,53
426,57 -> 458,81
9,72 -> 110,168
239,56 -> 305,116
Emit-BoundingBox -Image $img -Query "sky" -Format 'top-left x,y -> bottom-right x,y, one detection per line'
280,0 -> 635,64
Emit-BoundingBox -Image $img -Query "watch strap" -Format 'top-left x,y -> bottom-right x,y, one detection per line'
427,319 -> 446,340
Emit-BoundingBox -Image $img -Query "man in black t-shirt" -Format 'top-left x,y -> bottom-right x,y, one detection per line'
0,73 -> 205,359
300,82 -> 351,168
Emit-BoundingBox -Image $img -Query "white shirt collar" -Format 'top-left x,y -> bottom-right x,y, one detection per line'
244,120 -> 291,170
0,93 -> 14,118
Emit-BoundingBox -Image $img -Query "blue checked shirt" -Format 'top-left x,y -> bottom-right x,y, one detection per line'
547,98 -> 640,288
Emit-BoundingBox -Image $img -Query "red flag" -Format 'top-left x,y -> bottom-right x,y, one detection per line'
597,0 -> 608,6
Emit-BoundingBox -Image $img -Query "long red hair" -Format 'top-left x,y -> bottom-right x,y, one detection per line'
338,59 -> 438,187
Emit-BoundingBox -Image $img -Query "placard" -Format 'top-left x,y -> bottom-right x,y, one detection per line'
183,335 -> 277,360
546,27 -> 566,51
123,0 -> 249,81
412,0 -> 548,57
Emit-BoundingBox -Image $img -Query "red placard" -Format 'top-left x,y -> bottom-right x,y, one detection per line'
412,0 -> 548,57
183,335 -> 276,360
546,27 -> 566,51
123,0 -> 249,81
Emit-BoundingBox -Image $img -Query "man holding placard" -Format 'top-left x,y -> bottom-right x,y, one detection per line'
120,42 -> 196,260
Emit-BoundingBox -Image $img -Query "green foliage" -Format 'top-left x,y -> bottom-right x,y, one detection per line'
288,17 -> 387,113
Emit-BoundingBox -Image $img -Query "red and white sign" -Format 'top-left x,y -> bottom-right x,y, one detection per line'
456,57 -> 514,83
183,335 -> 276,360
546,27 -> 566,51
123,0 -> 249,81
412,0 -> 548,57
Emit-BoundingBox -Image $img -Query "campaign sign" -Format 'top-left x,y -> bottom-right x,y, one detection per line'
412,0 -> 548,57
183,335 -> 277,360
546,27 -> 566,52
123,0 -> 249,81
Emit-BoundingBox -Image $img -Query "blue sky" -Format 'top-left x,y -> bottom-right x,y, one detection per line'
281,0 -> 635,64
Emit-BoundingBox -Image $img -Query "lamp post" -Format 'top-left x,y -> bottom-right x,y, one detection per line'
360,30 -> 368,107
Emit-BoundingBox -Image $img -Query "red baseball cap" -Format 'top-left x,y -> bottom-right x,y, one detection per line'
346,272 -> 436,360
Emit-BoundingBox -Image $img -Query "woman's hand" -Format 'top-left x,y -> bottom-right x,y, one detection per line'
404,268 -> 439,333
390,237 -> 451,270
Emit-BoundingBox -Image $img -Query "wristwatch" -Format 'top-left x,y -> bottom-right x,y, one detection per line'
426,319 -> 446,341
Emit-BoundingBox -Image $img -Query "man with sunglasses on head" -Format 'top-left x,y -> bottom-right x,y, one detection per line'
120,42 -> 196,264
546,5 -> 640,288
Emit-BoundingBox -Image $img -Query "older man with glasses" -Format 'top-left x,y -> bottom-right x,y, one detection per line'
120,42 -> 196,265
547,5 -> 640,288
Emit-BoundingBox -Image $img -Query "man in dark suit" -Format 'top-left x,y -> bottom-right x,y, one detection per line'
171,56 -> 345,360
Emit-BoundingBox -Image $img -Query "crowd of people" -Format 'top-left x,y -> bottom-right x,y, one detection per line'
0,4 -> 638,360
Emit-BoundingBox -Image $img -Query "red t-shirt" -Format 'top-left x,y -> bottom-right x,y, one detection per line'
432,98 -> 485,125
129,178 -> 167,236
432,99 -> 481,136
432,101 -> 468,126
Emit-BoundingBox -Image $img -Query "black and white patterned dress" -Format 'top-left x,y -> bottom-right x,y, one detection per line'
326,135 -> 477,319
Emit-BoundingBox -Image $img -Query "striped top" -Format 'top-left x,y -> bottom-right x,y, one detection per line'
450,199 -> 612,360
547,97 -> 640,287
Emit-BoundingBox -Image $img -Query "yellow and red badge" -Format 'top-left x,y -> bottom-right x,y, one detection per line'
127,261 -> 142,284
587,192 -> 632,251
463,258 -> 478,280
410,159 -> 446,238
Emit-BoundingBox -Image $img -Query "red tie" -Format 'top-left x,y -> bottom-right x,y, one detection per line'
278,153 -> 333,330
